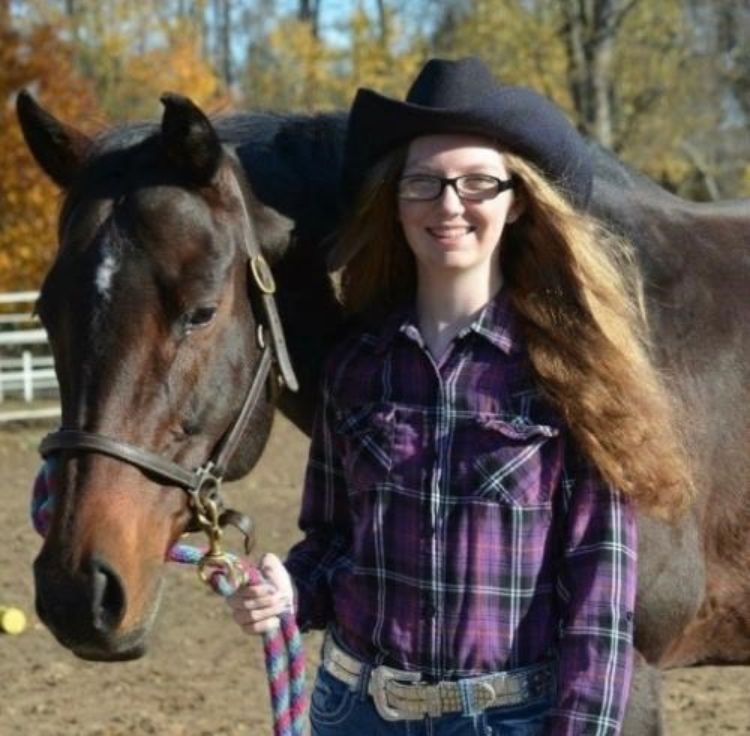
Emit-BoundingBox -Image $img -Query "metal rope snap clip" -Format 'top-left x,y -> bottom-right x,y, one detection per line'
197,551 -> 247,590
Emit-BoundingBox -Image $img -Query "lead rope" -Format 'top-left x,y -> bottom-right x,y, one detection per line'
30,461 -> 307,736
167,543 -> 307,736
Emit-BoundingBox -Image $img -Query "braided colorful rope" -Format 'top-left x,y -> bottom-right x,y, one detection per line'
30,460 -> 307,736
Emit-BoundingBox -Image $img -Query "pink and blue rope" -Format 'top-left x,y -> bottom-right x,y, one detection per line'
30,460 -> 306,736
168,543 -> 307,736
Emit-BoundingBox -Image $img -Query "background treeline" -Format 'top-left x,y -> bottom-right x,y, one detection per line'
1,0 -> 749,289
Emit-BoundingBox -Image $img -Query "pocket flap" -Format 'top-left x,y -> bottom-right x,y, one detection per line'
335,404 -> 394,437
474,413 -> 559,441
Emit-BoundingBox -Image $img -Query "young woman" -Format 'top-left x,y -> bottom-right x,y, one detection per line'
228,57 -> 692,735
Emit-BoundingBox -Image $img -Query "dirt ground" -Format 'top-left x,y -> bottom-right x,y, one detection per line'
1,416 -> 748,735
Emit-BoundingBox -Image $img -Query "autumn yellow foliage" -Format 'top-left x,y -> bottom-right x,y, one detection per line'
243,7 -> 426,112
436,0 -> 570,109
246,18 -> 343,111
0,22 -> 100,291
437,0 -> 726,196
118,36 -> 227,120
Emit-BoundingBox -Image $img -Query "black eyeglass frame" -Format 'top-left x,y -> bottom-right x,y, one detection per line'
397,174 -> 516,202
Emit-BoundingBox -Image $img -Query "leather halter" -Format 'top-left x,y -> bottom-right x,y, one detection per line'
38,159 -> 299,551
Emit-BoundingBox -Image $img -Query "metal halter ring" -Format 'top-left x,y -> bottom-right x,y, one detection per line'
250,255 -> 276,295
198,552 -> 247,589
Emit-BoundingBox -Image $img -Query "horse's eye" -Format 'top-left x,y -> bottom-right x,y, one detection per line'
185,306 -> 217,330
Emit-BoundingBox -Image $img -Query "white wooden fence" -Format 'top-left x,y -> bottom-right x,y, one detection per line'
0,291 -> 60,422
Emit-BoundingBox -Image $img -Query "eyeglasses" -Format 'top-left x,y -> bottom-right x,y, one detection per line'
397,174 -> 515,202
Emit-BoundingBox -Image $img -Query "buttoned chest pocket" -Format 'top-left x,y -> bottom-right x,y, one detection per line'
335,404 -> 425,496
468,414 -> 560,508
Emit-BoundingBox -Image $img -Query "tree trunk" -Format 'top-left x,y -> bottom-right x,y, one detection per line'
376,0 -> 388,46
298,0 -> 321,38
218,0 -> 232,87
560,0 -> 640,149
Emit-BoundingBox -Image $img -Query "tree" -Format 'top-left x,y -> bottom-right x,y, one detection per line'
684,0 -> 750,196
432,1 -> 570,107
244,16 -> 343,111
241,2 -> 426,112
431,0 -> 733,198
14,0 -> 227,120
0,17 -> 100,289
298,0 -> 322,38
117,31 -> 227,120
559,0 -> 640,149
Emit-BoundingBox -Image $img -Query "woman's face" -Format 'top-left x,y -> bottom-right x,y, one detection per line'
398,134 -> 519,281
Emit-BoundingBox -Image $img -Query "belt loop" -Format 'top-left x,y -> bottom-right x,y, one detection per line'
458,678 -> 478,716
357,662 -> 372,701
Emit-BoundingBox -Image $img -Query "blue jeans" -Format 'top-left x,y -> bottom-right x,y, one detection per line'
309,667 -> 552,736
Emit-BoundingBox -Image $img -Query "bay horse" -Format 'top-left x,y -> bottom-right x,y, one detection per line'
15,91 -> 750,735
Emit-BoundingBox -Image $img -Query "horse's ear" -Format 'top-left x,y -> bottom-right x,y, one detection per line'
253,203 -> 295,259
160,92 -> 221,185
16,90 -> 91,189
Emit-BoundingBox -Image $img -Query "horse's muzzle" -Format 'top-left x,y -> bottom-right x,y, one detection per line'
34,550 -> 148,660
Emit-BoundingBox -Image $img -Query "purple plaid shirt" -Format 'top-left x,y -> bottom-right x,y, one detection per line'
285,288 -> 637,735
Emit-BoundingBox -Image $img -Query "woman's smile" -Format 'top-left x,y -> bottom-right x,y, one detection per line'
426,224 -> 476,245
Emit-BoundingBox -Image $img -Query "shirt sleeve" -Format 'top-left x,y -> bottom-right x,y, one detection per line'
284,374 -> 352,632
545,442 -> 638,736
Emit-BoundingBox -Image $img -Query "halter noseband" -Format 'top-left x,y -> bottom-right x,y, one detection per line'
38,162 -> 299,555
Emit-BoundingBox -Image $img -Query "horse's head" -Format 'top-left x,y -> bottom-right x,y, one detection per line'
17,92 -> 295,660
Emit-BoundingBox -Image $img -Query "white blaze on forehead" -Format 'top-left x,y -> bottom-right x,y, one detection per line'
95,244 -> 120,300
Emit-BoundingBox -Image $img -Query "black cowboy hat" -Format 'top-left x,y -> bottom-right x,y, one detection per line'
338,57 -> 592,248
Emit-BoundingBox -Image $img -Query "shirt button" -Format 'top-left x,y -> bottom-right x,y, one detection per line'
422,603 -> 437,618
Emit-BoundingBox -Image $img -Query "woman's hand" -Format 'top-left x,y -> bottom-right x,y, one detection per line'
226,553 -> 295,635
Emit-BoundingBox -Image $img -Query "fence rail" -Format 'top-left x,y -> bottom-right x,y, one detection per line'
0,291 -> 59,423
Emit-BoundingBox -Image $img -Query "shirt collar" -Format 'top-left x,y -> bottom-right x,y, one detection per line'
466,286 -> 521,354
371,287 -> 522,356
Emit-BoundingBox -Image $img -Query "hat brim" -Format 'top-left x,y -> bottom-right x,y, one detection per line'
344,87 -> 590,202
332,85 -> 592,270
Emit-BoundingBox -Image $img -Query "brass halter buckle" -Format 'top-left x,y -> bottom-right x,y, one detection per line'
188,462 -> 231,576
250,255 -> 276,294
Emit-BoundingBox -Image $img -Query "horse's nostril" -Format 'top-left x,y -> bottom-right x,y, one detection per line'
89,557 -> 126,632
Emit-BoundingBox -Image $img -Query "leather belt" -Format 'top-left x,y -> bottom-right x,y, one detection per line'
322,635 -> 555,722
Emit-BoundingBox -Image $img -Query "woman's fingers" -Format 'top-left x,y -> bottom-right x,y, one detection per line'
226,583 -> 276,612
231,605 -> 277,625
241,591 -> 282,611
225,554 -> 296,636
237,597 -> 290,622
260,553 -> 295,607
231,608 -> 281,634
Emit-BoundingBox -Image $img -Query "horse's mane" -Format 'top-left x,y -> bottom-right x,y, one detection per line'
79,112 -> 347,246
220,112 -> 347,243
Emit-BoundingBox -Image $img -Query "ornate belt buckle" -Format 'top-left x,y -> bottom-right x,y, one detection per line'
368,665 -> 421,721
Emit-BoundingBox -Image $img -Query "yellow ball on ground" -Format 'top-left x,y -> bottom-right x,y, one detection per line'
0,607 -> 27,635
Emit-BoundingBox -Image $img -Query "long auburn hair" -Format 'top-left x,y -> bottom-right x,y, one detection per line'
335,145 -> 694,519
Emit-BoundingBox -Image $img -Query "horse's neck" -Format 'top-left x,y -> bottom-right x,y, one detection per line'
226,112 -> 348,436
274,234 -> 345,437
